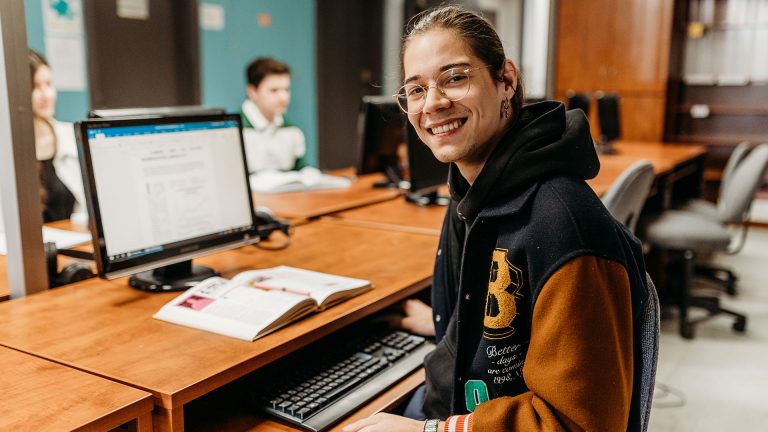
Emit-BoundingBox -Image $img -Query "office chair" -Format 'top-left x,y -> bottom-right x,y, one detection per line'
642,144 -> 768,338
633,272 -> 660,432
680,141 -> 752,222
565,90 -> 591,116
595,92 -> 621,154
678,142 -> 752,294
601,160 -> 655,234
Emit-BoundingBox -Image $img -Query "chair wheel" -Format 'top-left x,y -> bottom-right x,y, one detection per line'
733,317 -> 747,333
681,323 -> 694,339
726,280 -> 737,296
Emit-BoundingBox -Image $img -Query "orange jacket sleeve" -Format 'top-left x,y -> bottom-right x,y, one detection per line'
446,255 -> 634,431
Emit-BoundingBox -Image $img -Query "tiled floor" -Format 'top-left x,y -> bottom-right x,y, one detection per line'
648,226 -> 768,431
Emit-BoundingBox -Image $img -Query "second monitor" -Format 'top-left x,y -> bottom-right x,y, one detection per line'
356,96 -> 409,188
356,95 -> 448,204
405,122 -> 449,206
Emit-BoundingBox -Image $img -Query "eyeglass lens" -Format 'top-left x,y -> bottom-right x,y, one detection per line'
396,68 -> 472,114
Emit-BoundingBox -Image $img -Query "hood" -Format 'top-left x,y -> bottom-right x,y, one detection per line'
450,101 -> 599,220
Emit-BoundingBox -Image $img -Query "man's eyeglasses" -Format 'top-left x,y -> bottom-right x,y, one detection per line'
393,65 -> 493,114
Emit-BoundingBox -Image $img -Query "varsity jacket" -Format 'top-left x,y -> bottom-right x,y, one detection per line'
423,101 -> 649,431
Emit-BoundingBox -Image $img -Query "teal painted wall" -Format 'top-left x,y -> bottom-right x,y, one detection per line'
199,0 -> 317,166
24,0 -> 91,122
23,0 -> 318,166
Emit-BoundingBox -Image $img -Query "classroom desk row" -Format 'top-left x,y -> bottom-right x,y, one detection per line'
0,220 -> 440,432
0,140 -> 706,431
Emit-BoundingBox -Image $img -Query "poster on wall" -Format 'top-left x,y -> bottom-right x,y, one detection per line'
41,0 -> 87,91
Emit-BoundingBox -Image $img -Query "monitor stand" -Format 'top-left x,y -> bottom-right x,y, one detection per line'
373,165 -> 407,189
129,260 -> 218,292
406,190 -> 450,206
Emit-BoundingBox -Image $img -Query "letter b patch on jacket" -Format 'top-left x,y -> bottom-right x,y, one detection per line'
483,249 -> 522,339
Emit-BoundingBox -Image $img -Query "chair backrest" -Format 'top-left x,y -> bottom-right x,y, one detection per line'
601,160 -> 655,233
566,90 -> 591,116
718,141 -> 751,199
631,272 -> 660,432
718,143 -> 768,223
596,91 -> 621,143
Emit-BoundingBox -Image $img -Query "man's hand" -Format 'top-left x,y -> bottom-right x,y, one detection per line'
399,299 -> 436,337
342,412 -> 424,432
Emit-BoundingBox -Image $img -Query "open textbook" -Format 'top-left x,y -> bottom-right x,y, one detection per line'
249,167 -> 352,194
153,266 -> 372,341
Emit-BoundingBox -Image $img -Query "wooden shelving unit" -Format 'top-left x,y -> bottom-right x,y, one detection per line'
664,0 -> 768,199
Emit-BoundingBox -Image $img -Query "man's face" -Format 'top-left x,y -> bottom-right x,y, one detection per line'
247,73 -> 291,121
402,29 -> 508,169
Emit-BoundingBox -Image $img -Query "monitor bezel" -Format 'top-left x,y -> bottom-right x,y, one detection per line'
75,113 -> 259,280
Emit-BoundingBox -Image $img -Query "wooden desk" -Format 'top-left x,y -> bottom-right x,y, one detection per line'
328,197 -> 447,236
252,173 -> 401,220
588,141 -> 707,207
328,142 -> 706,236
0,220 -> 439,432
0,346 -> 153,431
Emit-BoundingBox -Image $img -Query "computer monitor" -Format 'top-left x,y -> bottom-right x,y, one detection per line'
405,123 -> 449,206
75,113 -> 259,292
595,91 -> 621,154
88,105 -> 226,119
356,95 -> 408,188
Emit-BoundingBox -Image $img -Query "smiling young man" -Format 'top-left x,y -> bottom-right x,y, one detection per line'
241,57 -> 307,173
343,6 -> 653,432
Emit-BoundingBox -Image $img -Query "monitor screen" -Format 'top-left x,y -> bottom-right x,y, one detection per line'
356,96 -> 408,187
406,122 -> 449,205
76,113 -> 258,292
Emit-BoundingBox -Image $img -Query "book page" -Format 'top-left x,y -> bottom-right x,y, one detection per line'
153,276 -> 314,341
229,266 -> 371,307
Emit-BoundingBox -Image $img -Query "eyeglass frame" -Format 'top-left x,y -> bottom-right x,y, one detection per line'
392,64 -> 497,114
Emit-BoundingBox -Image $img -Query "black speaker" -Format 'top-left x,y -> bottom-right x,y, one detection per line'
565,90 -> 591,116
595,91 -> 621,154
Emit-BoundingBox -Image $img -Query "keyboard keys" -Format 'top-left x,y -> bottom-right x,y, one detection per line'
255,328 -> 434,430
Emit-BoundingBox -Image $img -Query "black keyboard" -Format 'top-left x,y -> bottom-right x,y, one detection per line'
250,325 -> 435,431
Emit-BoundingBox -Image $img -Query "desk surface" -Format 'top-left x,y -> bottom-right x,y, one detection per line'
252,173 -> 401,220
0,220 -> 438,431
0,346 -> 153,431
329,142 -> 707,233
327,197 -> 448,236
587,141 -> 706,196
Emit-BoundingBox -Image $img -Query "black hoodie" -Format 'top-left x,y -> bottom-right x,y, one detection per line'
423,101 -> 649,431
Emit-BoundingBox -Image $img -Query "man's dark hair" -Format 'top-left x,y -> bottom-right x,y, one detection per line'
402,6 -> 524,120
246,57 -> 291,88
